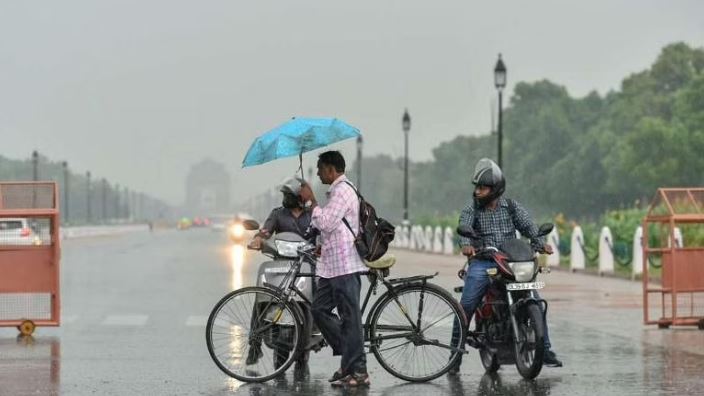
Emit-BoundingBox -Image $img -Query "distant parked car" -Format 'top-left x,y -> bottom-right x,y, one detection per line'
0,218 -> 42,246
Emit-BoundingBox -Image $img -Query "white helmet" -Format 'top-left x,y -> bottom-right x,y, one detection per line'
278,176 -> 305,196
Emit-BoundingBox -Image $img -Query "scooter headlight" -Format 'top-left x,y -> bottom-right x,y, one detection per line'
509,261 -> 536,282
274,241 -> 305,258
230,223 -> 245,238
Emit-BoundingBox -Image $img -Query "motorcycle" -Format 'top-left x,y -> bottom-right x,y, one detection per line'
242,220 -> 316,369
455,223 -> 554,380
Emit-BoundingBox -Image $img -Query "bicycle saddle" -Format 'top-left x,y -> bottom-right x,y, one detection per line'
366,255 -> 396,269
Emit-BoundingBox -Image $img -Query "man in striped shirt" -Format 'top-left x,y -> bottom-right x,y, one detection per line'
299,151 -> 370,387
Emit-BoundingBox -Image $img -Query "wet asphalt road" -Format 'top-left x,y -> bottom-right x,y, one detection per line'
1,229 -> 703,396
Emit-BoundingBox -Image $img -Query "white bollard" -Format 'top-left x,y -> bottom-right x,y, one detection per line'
424,225 -> 434,252
443,227 -> 455,255
433,226 -> 443,254
570,226 -> 586,271
411,225 -> 425,251
598,226 -> 615,275
547,228 -> 560,267
632,226 -> 643,278
392,226 -> 402,248
408,225 -> 417,250
674,227 -> 683,248
401,225 -> 410,249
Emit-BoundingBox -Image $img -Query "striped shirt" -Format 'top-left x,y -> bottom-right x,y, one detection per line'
458,197 -> 546,251
311,175 -> 366,278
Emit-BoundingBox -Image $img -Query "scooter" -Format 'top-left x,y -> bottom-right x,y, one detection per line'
242,220 -> 317,369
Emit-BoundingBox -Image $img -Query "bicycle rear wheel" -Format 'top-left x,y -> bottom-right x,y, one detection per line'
370,283 -> 465,382
205,286 -> 302,382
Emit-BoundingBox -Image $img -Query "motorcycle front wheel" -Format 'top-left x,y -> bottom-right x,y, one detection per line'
513,303 -> 545,379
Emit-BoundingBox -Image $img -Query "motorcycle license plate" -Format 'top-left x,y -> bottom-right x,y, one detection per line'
506,281 -> 545,291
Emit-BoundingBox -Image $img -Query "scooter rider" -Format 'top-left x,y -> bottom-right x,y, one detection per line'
450,158 -> 562,374
250,176 -> 317,249
246,176 -> 319,368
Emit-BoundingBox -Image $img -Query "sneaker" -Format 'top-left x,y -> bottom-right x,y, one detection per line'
543,349 -> 563,367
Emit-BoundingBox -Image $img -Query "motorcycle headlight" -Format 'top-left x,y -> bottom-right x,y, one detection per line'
509,261 -> 536,282
275,241 -> 305,258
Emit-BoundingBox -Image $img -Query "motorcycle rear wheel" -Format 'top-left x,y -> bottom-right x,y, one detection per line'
513,303 -> 545,379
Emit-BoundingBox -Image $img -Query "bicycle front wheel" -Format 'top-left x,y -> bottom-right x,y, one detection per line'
370,283 -> 465,382
205,286 -> 303,382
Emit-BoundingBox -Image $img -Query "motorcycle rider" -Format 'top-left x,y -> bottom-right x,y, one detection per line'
450,158 -> 562,374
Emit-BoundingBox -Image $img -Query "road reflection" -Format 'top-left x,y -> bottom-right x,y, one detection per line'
474,373 -> 554,396
378,373 -> 553,396
230,243 -> 245,291
0,335 -> 60,395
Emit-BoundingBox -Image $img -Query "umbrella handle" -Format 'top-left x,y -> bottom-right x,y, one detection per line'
299,152 -> 304,180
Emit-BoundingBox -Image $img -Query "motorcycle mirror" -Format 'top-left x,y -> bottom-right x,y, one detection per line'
242,219 -> 260,231
456,225 -> 478,239
538,223 -> 554,236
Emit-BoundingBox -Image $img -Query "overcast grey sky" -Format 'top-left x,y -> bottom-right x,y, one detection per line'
1,1 -> 703,205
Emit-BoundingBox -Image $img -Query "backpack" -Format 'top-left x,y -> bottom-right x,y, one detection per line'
341,181 -> 396,262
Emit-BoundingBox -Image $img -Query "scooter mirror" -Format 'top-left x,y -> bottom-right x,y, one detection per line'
538,223 -> 554,236
242,219 -> 260,231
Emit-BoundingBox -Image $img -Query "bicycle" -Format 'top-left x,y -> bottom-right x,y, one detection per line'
206,241 -> 467,383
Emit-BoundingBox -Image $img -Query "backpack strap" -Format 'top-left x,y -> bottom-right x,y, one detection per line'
342,217 -> 357,237
506,198 -> 517,219
341,180 -> 361,238
343,180 -> 363,200
471,198 -> 517,232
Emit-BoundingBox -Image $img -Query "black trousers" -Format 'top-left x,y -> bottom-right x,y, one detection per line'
311,272 -> 366,375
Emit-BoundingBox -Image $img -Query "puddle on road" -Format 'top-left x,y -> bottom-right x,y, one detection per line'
0,336 -> 60,395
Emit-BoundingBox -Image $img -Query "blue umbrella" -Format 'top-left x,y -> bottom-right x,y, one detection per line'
242,118 -> 361,171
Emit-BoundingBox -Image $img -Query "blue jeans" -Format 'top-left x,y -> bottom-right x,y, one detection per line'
451,259 -> 553,360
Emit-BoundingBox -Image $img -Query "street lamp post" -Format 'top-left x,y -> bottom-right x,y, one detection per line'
356,135 -> 363,192
124,187 -> 130,221
32,150 -> 39,181
114,183 -> 120,221
402,109 -> 411,223
101,178 -> 108,224
62,161 -> 69,224
494,54 -> 507,168
31,150 -> 39,207
86,171 -> 92,223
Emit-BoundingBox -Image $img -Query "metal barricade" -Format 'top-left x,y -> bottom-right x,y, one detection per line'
0,182 -> 61,335
643,188 -> 704,329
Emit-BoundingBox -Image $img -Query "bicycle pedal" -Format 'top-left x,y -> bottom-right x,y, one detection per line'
466,334 -> 486,350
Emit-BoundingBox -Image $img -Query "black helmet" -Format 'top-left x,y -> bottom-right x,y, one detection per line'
472,158 -> 505,207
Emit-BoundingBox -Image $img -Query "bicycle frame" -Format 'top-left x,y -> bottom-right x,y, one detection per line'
256,249 -> 463,354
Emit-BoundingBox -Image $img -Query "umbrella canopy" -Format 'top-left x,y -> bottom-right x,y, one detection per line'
242,117 -> 361,168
